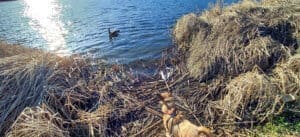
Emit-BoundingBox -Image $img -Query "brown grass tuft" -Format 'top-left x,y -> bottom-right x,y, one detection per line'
1,0 -> 300,136
7,105 -> 69,137
173,0 -> 299,81
0,42 -> 38,58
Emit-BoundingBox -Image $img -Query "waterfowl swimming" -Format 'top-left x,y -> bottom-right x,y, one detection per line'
108,28 -> 120,38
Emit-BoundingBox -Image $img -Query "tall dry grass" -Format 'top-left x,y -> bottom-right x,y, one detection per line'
0,42 -> 166,136
173,0 -> 299,81
0,0 -> 300,136
171,0 -> 300,135
7,105 -> 69,137
0,44 -> 54,135
0,42 -> 37,58
0,43 -> 110,136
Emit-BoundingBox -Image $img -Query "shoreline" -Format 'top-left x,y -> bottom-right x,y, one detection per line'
1,0 -> 300,136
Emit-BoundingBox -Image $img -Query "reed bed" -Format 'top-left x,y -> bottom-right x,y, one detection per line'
7,105 -> 69,137
173,0 -> 299,81
170,0 -> 300,135
0,0 -> 300,136
0,42 -> 173,136
0,42 -> 37,58
0,48 -> 54,136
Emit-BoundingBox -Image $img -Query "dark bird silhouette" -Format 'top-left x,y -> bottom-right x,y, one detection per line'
108,28 -> 120,39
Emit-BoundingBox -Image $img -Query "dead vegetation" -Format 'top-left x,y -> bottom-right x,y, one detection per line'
0,0 -> 300,136
7,105 -> 69,137
0,42 -> 38,58
174,0 -> 299,81
171,0 -> 300,135
0,42 -> 169,136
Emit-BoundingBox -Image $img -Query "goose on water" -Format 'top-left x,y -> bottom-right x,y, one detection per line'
108,28 -> 120,38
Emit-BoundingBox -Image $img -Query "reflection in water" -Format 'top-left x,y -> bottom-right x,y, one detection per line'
24,0 -> 69,55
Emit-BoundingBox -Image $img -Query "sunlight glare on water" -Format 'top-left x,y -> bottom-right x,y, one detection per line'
0,0 -> 237,63
24,0 -> 69,56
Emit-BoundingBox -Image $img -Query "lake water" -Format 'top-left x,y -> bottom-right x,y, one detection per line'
0,0 -> 236,63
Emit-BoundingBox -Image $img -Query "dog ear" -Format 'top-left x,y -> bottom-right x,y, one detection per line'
159,101 -> 164,104
158,93 -> 164,101
159,92 -> 167,100
160,92 -> 172,99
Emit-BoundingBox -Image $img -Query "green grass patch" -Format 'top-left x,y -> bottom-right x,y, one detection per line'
254,112 -> 300,137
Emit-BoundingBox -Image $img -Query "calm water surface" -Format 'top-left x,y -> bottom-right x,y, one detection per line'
0,0 -> 236,63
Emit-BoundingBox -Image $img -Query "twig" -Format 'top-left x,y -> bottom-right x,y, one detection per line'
131,120 -> 162,137
210,121 -> 257,126
113,91 -> 162,117
169,73 -> 189,88
175,96 -> 201,125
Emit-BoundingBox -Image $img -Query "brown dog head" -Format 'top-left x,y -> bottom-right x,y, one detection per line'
159,92 -> 174,105
159,92 -> 176,114
159,92 -> 172,101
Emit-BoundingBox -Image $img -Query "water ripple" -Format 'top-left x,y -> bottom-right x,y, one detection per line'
0,0 -> 237,63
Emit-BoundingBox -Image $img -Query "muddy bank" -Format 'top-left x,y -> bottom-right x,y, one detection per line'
1,0 -> 300,136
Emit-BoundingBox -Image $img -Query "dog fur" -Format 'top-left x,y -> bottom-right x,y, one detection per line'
159,92 -> 212,137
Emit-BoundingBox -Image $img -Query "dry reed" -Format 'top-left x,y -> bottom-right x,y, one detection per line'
7,105 -> 69,137
1,0 -> 300,136
173,0 -> 299,81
